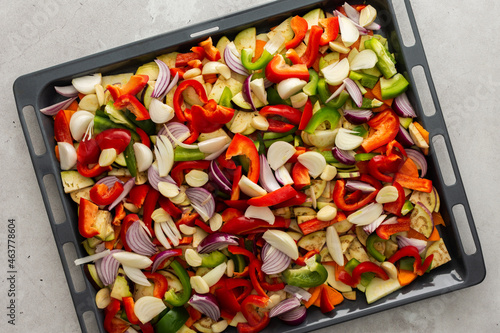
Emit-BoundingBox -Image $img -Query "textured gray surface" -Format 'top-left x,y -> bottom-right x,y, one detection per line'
1,0 -> 498,332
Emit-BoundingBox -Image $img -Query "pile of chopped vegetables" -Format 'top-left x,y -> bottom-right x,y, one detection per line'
41,2 -> 452,333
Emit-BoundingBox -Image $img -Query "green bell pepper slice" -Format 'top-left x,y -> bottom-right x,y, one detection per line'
267,87 -> 291,106
355,152 -> 379,162
345,258 -> 360,274
364,38 -> 397,79
349,71 -> 379,89
164,260 -> 192,307
264,135 -> 294,148
219,86 -> 233,108
380,73 -> 409,100
360,97 -> 384,109
366,233 -> 387,262
401,200 -> 414,216
317,78 -> 350,109
263,127 -> 297,141
303,69 -> 319,96
124,141 -> 138,178
282,255 -> 328,288
303,106 -> 341,134
125,110 -> 156,135
399,257 -> 416,271
200,251 -> 227,268
318,150 -> 338,164
155,306 -> 189,333
174,147 -> 205,161
344,258 -> 376,287
241,49 -> 274,71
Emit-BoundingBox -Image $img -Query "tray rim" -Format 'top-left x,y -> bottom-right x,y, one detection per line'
12,0 -> 486,332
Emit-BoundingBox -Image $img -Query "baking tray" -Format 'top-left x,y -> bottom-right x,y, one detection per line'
13,0 -> 486,332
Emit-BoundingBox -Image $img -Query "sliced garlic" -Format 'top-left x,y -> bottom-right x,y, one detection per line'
376,186 -> 399,204
179,224 -> 196,235
185,249 -> 203,267
209,213 -> 223,231
99,148 -> 117,167
185,170 -> 209,187
251,115 -> 269,131
190,275 -> 210,294
158,182 -> 180,198
321,165 -> 338,181
317,205 -> 337,222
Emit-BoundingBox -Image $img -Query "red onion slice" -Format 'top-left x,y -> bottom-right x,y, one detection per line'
343,78 -> 363,107
165,72 -> 179,97
55,85 -> 79,97
270,298 -> 301,318
98,249 -> 123,286
325,83 -> 345,103
189,294 -> 220,321
40,96 -> 78,116
259,155 -> 281,192
158,122 -> 191,145
261,242 -> 291,275
242,74 -> 257,110
363,214 -> 387,234
263,77 -> 274,89
96,176 -> 124,188
343,109 -> 373,125
393,92 -> 417,118
279,305 -> 307,326
197,232 -> 239,253
397,125 -> 415,147
148,164 -> 177,190
151,250 -> 182,272
334,10 -> 369,35
345,180 -> 376,193
108,177 -> 135,211
332,147 -> 356,165
397,235 -> 427,253
151,59 -> 171,98
342,3 -> 360,23
186,187 -> 215,222
284,285 -> 312,301
406,149 -> 427,177
209,160 -> 232,193
223,42 -> 249,76
380,216 -> 398,225
126,221 -> 157,256
366,22 -> 381,30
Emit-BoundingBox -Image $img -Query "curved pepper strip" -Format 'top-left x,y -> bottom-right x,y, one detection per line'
388,245 -> 434,276
114,94 -> 150,121
141,186 -> 158,237
285,15 -> 308,49
260,104 -> 302,125
104,298 -> 130,333
376,215 -> 411,240
164,260 -> 192,306
122,296 -> 141,325
226,133 -> 260,184
383,181 -> 406,216
89,182 -> 124,206
361,109 -> 400,153
191,99 -> 235,133
338,261 -> 389,288
158,196 -> 182,219
199,37 -> 220,61
143,272 -> 169,299
299,25 -> 323,68
272,190 -> 307,208
228,245 -> 256,279
319,17 -> 339,46
78,198 -> 100,238
241,49 -> 274,71
368,139 -> 406,182
108,75 -> 149,100
77,162 -> 112,178
247,185 -> 299,207
173,79 -> 209,122
241,295 -> 270,327
171,161 -> 211,186
77,137 -> 100,165
95,128 -> 132,155
265,54 -> 310,83
249,260 -> 268,298
333,179 -> 379,211
366,233 -> 387,262
282,255 -> 328,288
298,98 -> 313,131
303,106 -> 341,134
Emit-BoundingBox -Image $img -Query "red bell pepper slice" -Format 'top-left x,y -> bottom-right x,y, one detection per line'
143,272 -> 169,298
295,250 -> 320,266
224,199 -> 249,211
173,79 -> 209,122
195,219 -> 213,234
265,54 -> 310,83
249,260 -> 267,298
338,261 -> 389,288
139,323 -> 154,333
228,245 -> 256,262
241,294 -> 270,326
89,182 -> 125,206
272,190 -> 307,208
221,208 -> 244,223
158,196 -> 182,219
320,286 -> 335,313
230,166 -> 243,201
104,298 -> 130,333
199,37 -> 221,61
106,75 -> 149,100
107,84 -> 122,101
175,211 -> 199,227
393,173 -> 433,193
76,161 -> 111,178
122,296 -> 141,325
215,286 -> 241,315
287,146 -> 307,164
333,179 -> 379,211
113,94 -> 150,121
417,254 -> 434,276
298,25 -> 323,68
78,198 -> 100,238
247,185 -> 299,207
226,134 -> 260,184
298,98 -> 313,130
292,162 -> 311,190
171,161 -> 211,186
175,51 -> 204,67
388,245 -> 433,276
190,100 -> 235,133
237,316 -> 270,333
217,153 -> 236,170
77,138 -> 100,165
376,216 -> 411,240
141,187 -> 159,236
266,118 -> 295,133
120,214 -> 140,252
127,184 -> 150,208
259,105 -> 302,125
383,181 -> 406,216
285,15 -> 308,50
54,110 -> 73,144
221,216 -> 290,235
112,202 -> 126,226
361,109 -> 399,153
170,67 -> 186,79
135,127 -> 151,148
359,173 -> 383,190
95,129 -> 132,155
298,218 -> 336,235
319,17 -> 339,46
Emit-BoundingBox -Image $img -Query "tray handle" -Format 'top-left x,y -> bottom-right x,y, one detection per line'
13,76 -> 104,333
389,0 -> 486,285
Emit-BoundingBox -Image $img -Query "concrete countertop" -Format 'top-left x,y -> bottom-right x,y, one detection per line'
0,0 -> 498,332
